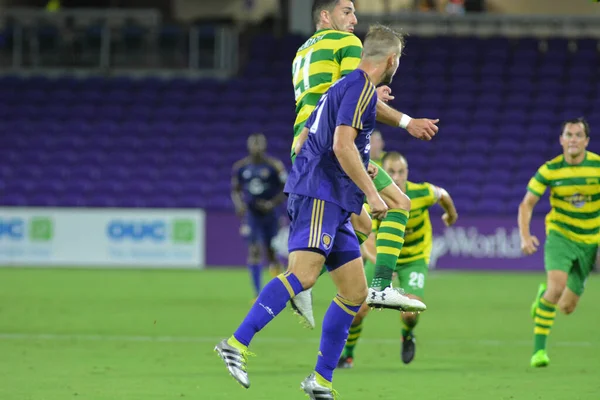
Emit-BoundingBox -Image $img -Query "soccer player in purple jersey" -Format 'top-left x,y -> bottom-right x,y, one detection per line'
231,133 -> 287,298
215,24 -> 414,399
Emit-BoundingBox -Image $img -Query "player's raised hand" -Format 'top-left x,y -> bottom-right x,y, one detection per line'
367,162 -> 379,180
521,235 -> 540,255
376,86 -> 395,103
366,193 -> 388,221
407,118 -> 439,141
442,212 -> 458,227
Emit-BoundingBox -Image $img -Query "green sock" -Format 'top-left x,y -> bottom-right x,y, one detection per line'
343,320 -> 363,358
401,314 -> 419,338
318,230 -> 368,278
355,230 -> 368,245
371,209 -> 408,290
533,296 -> 556,353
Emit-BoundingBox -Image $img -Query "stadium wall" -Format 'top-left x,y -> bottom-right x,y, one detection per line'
0,207 -> 205,268
204,212 -> 547,271
0,208 -> 547,271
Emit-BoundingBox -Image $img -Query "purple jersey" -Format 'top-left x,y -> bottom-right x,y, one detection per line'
233,157 -> 285,215
284,69 -> 377,215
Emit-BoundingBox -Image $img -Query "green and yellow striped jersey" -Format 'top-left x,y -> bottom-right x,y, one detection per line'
370,151 -> 386,167
367,181 -> 441,265
527,151 -> 600,245
291,29 -> 363,155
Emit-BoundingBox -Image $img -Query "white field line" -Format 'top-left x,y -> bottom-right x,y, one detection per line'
0,333 -> 595,348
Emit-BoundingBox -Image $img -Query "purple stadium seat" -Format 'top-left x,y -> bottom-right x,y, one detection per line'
1,35 -> 598,212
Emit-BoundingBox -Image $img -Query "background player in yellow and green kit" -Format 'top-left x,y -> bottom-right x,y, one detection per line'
337,152 -> 458,368
289,0 -> 440,323
518,117 -> 600,368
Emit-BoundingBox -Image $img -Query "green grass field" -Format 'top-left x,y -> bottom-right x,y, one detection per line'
1,267 -> 599,400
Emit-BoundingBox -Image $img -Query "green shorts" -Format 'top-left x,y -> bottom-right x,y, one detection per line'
364,257 -> 428,298
371,160 -> 394,192
544,230 -> 598,296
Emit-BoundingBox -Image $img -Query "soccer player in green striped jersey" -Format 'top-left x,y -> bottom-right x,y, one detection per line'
518,117 -> 600,368
289,0 -> 440,327
338,152 -> 458,368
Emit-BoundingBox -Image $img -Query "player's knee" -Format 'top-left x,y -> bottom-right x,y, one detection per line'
558,301 -> 576,315
387,190 -> 410,210
300,273 -> 319,289
287,263 -> 320,289
545,283 -> 565,303
247,244 -> 261,264
350,287 -> 368,305
355,215 -> 371,237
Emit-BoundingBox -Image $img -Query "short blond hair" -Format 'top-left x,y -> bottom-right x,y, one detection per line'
382,151 -> 407,166
362,24 -> 405,60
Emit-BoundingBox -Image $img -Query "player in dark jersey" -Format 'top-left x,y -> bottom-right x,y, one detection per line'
215,24 -> 423,399
231,133 -> 286,299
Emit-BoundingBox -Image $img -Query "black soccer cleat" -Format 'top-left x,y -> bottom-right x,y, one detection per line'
401,335 -> 416,364
337,355 -> 354,369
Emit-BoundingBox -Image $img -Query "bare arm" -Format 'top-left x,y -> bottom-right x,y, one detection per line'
333,126 -> 379,198
375,99 -> 439,141
518,191 -> 541,255
375,99 -> 406,126
294,127 -> 309,156
333,125 -> 387,219
438,188 -> 458,226
230,167 -> 246,217
269,159 -> 288,208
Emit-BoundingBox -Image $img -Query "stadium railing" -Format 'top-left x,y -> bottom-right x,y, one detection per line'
0,8 -> 238,77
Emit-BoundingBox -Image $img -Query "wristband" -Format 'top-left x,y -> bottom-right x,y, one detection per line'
399,114 -> 412,129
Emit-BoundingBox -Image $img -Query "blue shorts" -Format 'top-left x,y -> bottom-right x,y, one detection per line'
287,193 -> 361,271
246,210 -> 279,247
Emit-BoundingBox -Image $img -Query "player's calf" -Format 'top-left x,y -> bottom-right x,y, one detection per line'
401,305 -> 420,364
369,184 -> 412,293
247,244 -> 263,297
557,288 -> 580,315
339,303 -> 370,368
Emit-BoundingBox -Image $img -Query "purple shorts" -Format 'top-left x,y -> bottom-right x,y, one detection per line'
246,210 -> 279,247
287,193 -> 361,271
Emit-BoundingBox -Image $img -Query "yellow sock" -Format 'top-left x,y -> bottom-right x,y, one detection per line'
227,336 -> 248,352
314,372 -> 332,388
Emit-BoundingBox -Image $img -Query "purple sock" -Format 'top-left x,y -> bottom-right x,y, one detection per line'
315,295 -> 362,382
248,264 -> 262,296
234,272 -> 304,346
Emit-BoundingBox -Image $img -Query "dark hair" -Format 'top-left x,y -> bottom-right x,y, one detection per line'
562,117 -> 590,137
311,0 -> 342,25
381,151 -> 407,166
